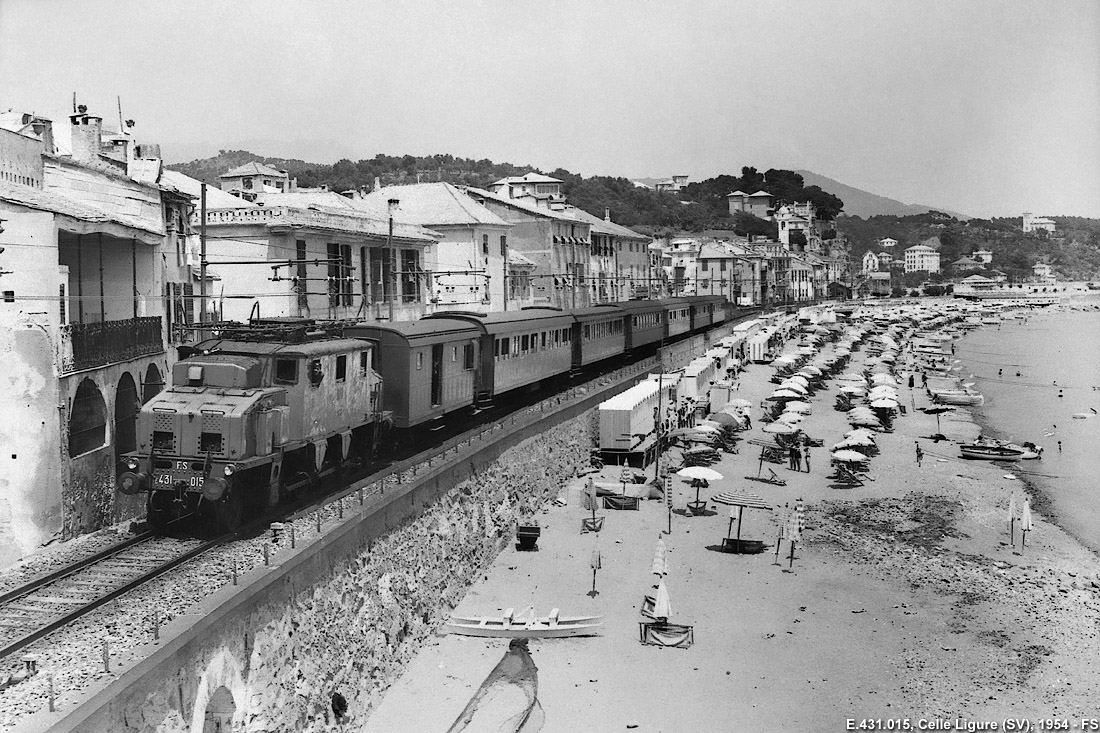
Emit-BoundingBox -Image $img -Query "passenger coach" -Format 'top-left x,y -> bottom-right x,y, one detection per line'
425,308 -> 575,407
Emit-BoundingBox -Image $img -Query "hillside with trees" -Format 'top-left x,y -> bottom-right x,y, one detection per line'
168,154 -> 841,236
840,213 -> 1100,281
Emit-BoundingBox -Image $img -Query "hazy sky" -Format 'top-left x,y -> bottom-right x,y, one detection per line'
1,0 -> 1097,218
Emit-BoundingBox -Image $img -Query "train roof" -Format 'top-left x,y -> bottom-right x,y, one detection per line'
191,337 -> 372,357
425,308 -> 575,336
344,318 -> 480,344
571,304 -> 625,322
614,300 -> 666,314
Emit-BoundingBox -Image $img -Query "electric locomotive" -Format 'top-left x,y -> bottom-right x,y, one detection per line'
117,322 -> 382,533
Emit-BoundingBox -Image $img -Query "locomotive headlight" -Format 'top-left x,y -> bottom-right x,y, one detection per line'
202,476 -> 228,502
125,457 -> 139,470
223,464 -> 236,477
117,471 -> 147,495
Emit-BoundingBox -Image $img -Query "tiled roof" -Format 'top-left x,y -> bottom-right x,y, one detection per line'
160,170 -> 255,208
564,206 -> 647,240
507,251 -> 538,267
219,162 -> 286,178
490,172 -> 562,186
463,186 -> 584,223
0,180 -> 164,239
354,182 -> 510,227
253,191 -> 358,209
727,190 -> 748,197
748,190 -> 772,197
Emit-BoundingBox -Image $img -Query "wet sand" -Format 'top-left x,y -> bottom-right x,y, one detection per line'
366,342 -> 1100,732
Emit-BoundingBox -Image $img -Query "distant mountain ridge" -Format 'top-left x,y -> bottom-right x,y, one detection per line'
794,170 -> 969,220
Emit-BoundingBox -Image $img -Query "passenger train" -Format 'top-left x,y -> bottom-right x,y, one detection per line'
116,295 -> 733,533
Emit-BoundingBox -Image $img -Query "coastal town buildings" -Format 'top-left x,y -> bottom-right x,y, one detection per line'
1022,212 -> 1056,234
1032,262 -> 1055,283
218,162 -> 289,198
462,186 -> 595,309
654,175 -> 689,194
0,106 -> 195,562
904,243 -> 941,273
877,237 -> 898,249
357,182 -> 517,311
487,173 -> 564,203
726,190 -> 774,218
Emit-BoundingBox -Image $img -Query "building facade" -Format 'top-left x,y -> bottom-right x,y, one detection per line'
903,244 -> 941,273
1022,212 -> 1056,234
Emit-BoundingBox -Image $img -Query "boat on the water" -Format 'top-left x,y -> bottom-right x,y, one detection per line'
446,608 -> 604,638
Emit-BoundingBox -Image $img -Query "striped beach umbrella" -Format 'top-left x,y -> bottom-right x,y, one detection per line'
651,536 -> 668,576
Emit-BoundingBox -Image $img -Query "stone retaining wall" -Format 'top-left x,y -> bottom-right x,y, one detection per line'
88,412 -> 593,732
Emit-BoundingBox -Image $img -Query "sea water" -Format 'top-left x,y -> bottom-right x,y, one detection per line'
955,308 -> 1100,554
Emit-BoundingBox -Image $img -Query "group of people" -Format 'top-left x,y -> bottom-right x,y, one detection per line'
788,436 -> 811,472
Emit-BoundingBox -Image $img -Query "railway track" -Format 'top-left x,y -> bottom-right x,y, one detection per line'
0,534 -> 220,661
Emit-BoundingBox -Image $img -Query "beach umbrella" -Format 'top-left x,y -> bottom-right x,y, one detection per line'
848,415 -> 882,428
676,466 -> 723,482
832,449 -> 870,463
653,579 -> 672,620
707,411 -> 744,427
784,375 -> 810,386
712,491 -> 773,549
1007,495 -> 1017,546
763,422 -> 799,435
870,398 -> 899,409
837,373 -> 866,383
727,398 -> 752,409
768,389 -> 801,400
800,365 -> 824,376
923,405 -> 952,432
778,382 -> 809,393
1020,497 -> 1034,547
651,536 -> 668,576
785,499 -> 805,568
777,413 -> 804,426
835,434 -> 875,448
785,401 -> 812,414
840,385 -> 867,396
589,537 -> 602,597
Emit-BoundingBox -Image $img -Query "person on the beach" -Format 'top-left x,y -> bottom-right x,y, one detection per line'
802,437 -> 811,472
788,443 -> 799,471
790,443 -> 803,472
921,371 -> 928,388
915,441 -> 923,467
908,374 -> 914,389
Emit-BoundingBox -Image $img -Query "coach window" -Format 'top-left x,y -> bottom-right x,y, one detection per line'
463,343 -> 475,370
336,355 -> 347,382
522,334 -> 529,352
308,359 -> 324,387
482,234 -> 489,255
541,332 -> 547,349
500,338 -> 509,358
416,352 -> 424,370
274,358 -> 299,385
360,351 -> 371,376
452,346 -> 458,362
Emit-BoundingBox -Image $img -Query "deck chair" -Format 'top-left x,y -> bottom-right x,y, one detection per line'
833,464 -> 865,486
763,468 -> 787,486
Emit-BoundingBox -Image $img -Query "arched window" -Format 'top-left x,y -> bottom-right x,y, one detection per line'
69,378 -> 107,457
114,373 -> 140,461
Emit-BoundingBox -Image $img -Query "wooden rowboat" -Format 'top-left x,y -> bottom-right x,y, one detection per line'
445,608 -> 603,638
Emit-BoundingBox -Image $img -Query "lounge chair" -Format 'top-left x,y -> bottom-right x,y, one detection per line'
832,464 -> 865,487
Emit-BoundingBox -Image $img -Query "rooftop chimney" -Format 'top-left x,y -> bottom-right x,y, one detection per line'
69,113 -> 103,163
604,207 -> 611,222
374,177 -> 381,191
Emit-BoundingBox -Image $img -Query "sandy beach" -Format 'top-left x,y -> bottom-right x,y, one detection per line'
365,332 -> 1100,732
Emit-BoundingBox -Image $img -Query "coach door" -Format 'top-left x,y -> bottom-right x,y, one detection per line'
431,343 -> 443,407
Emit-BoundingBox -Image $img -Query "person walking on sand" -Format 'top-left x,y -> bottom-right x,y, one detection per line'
802,437 -> 811,473
921,371 -> 928,388
915,441 -> 923,467
908,373 -> 915,389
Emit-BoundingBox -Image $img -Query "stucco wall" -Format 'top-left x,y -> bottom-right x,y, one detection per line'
0,315 -> 63,566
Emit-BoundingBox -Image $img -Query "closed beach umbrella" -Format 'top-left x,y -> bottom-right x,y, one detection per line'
763,422 -> 799,435
1020,498 -> 1033,533
651,536 -> 668,576
653,579 -> 672,620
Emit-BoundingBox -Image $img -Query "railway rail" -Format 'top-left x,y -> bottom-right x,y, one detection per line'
0,534 -> 219,661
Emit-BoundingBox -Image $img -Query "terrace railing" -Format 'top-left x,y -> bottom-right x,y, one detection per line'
58,317 -> 164,374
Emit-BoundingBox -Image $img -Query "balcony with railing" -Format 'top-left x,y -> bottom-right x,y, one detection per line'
58,317 -> 164,375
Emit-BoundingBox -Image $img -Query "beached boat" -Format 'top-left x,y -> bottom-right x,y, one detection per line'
932,390 -> 984,406
445,608 -> 604,638
960,442 -> 1025,460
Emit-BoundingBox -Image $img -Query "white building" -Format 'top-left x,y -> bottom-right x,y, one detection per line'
487,172 -> 563,202
861,250 -> 881,273
1032,262 -> 1055,283
972,249 -> 993,264
903,244 -> 941,273
877,237 -> 898,248
1022,212 -> 1056,234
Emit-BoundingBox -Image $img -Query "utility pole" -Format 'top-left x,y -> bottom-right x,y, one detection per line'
199,183 -> 207,327
387,198 -> 399,321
